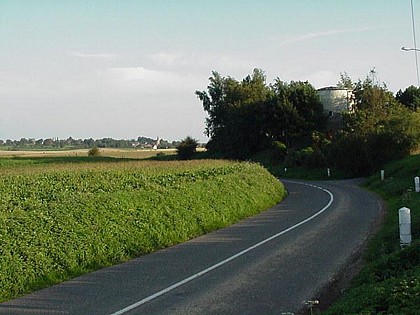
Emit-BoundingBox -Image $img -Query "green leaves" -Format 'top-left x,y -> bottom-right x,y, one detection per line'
176,136 -> 198,160
197,69 -> 325,159
0,159 -> 285,302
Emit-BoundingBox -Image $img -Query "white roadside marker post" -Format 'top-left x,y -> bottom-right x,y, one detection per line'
381,169 -> 385,181
327,168 -> 330,177
415,176 -> 420,193
399,207 -> 412,247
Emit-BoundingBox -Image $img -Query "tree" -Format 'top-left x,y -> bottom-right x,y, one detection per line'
286,81 -> 325,133
263,86 -> 304,147
337,72 -> 354,89
197,69 -> 326,158
344,69 -> 400,135
396,85 -> 420,111
264,79 -> 325,147
43,138 -> 54,146
196,69 -> 271,158
328,70 -> 420,175
176,136 -> 198,160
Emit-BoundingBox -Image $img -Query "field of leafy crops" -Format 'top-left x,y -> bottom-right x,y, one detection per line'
0,157 -> 286,302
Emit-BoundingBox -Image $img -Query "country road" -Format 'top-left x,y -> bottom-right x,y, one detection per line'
0,179 -> 383,315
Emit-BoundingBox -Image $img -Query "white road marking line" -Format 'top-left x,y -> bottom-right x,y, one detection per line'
110,181 -> 334,315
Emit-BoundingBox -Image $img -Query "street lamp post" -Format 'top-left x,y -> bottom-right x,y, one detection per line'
402,46 -> 420,52
403,0 -> 420,86
402,46 -> 420,86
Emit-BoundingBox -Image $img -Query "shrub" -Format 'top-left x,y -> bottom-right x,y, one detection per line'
285,146 -> 326,168
88,147 -> 101,157
327,131 -> 413,176
176,136 -> 198,160
271,141 -> 287,161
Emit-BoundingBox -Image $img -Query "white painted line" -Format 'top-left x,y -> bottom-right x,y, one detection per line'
110,181 -> 334,315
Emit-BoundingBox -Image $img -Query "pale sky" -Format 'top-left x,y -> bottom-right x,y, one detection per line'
0,0 -> 418,142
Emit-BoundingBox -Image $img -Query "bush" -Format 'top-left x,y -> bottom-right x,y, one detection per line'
176,136 -> 198,160
271,141 -> 287,161
88,147 -> 101,157
327,131 -> 413,176
286,146 -> 326,168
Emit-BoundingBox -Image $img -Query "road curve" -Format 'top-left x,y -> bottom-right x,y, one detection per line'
0,179 -> 383,314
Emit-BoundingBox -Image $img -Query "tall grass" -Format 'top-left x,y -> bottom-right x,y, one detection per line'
0,158 -> 286,302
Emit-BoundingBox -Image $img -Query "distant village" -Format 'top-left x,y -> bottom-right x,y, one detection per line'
0,136 -> 188,150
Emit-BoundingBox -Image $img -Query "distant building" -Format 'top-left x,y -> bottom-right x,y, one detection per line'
318,87 -> 355,135
317,87 -> 354,116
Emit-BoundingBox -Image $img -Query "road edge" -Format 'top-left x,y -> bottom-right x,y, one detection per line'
296,184 -> 386,315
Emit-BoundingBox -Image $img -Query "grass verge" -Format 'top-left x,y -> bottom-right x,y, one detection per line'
323,154 -> 420,314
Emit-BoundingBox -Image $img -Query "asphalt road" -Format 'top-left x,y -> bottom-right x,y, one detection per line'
0,179 -> 383,315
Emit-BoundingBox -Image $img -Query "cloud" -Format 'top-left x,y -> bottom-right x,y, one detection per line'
148,51 -> 256,78
99,66 -> 201,96
280,30 -> 343,45
103,66 -> 195,86
68,51 -> 120,59
276,27 -> 381,46
106,66 -> 168,81
149,52 -> 182,66
305,70 -> 338,89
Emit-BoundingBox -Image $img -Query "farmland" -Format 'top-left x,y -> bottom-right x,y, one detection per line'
0,148 -> 178,159
0,156 -> 286,302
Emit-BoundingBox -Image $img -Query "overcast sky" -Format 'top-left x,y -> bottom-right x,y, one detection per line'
1,1 -> 418,142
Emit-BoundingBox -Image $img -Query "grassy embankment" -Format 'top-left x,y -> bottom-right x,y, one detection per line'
323,154 -> 420,314
0,157 -> 286,302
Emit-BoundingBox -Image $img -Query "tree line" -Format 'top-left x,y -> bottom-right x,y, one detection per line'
196,69 -> 420,176
0,136 -> 181,150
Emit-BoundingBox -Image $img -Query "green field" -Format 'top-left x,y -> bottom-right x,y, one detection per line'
0,157 -> 286,302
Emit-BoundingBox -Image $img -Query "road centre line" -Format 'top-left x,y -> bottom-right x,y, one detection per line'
110,181 -> 334,315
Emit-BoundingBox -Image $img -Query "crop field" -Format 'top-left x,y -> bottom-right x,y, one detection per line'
0,157 -> 286,302
0,148 -> 178,159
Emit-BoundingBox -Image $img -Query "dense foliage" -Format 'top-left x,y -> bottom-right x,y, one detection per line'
0,136 -> 180,150
396,85 -> 420,111
176,136 -> 198,160
87,147 -> 101,157
196,69 -> 325,159
324,154 -> 420,314
0,158 -> 286,302
197,69 -> 420,176
328,72 -> 420,176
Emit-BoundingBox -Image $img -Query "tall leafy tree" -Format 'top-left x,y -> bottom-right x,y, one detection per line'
197,70 -> 326,158
396,85 -> 420,111
196,69 -> 271,158
344,69 -> 400,135
329,70 -> 420,175
336,72 -> 354,89
264,79 -> 325,147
